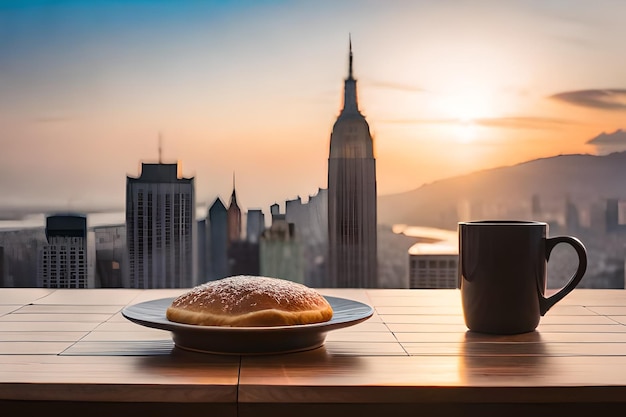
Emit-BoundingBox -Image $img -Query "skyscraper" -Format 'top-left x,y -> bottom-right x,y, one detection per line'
285,189 -> 328,287
38,213 -> 90,288
126,162 -> 196,288
327,38 -> 378,288
93,224 -> 127,288
225,178 -> 260,276
246,209 -> 265,244
227,175 -> 242,244
208,197 -> 229,280
196,218 -> 208,282
260,212 -> 304,284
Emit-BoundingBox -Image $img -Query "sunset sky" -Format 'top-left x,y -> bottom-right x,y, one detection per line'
2,0 -> 626,219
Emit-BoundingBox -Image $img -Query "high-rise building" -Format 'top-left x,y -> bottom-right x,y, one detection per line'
38,213 -> 90,288
327,38 -> 378,288
197,219 -> 208,282
126,162 -> 196,288
93,224 -> 126,288
225,179 -> 261,275
228,240 -> 260,276
565,195 -> 581,234
409,243 -> 459,289
208,197 -> 229,280
0,246 -> 4,287
285,189 -> 328,287
260,212 -> 304,284
246,209 -> 265,244
0,228 -> 46,287
227,176 -> 242,244
606,198 -> 621,233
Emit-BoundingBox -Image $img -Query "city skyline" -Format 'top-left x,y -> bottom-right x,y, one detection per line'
2,1 -> 626,217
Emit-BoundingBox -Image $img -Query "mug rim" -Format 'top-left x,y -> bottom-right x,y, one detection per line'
458,220 -> 547,226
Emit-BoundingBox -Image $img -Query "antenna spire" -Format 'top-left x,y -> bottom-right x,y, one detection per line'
348,33 -> 353,79
230,171 -> 238,206
158,132 -> 163,163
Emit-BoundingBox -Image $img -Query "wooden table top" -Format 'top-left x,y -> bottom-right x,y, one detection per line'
2,288 -> 626,416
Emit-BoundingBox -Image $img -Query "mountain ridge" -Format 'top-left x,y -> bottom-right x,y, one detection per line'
377,151 -> 626,228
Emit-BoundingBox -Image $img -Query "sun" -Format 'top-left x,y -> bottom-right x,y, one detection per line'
434,88 -> 496,143
455,119 -> 478,144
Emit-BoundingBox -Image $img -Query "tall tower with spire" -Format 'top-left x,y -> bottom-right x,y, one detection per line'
327,37 -> 378,288
227,173 -> 242,244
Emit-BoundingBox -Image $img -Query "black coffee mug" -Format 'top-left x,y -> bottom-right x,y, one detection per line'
458,220 -> 587,334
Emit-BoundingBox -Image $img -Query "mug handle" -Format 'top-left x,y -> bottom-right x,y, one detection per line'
539,236 -> 588,315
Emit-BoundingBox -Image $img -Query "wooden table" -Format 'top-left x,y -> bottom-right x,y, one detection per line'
1,288 -> 626,416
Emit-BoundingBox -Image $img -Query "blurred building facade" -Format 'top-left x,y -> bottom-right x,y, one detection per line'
0,228 -> 46,287
246,209 -> 265,244
409,250 -> 459,289
285,189 -> 328,287
227,240 -> 260,276
208,197 -> 228,281
94,224 -> 127,288
37,213 -> 91,288
126,162 -> 196,288
260,212 -> 304,284
196,219 -> 208,283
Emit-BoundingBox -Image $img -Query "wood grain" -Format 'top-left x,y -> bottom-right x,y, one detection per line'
2,288 -> 626,415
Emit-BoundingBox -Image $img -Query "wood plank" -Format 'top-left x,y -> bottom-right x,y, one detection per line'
537,323 -> 626,332
386,323 -> 470,333
402,341 -> 626,357
0,353 -> 239,402
61,340 -> 175,356
323,342 -> 407,356
539,315 -> 616,325
127,289 -> 187,303
15,304 -> 123,314
375,305 -> 463,315
332,322 -> 389,332
0,313 -> 114,322
379,314 -> 466,324
395,331 -> 626,344
238,401 -> 626,417
0,331 -> 87,342
326,331 -> 398,343
94,321 -> 167,332
0,341 -> 75,355
0,321 -> 99,332
587,306 -> 626,315
33,289 -> 141,305
0,288 -> 54,305
2,401 -> 237,417
240,355 -> 626,402
80,330 -> 171,342
0,306 -> 18,316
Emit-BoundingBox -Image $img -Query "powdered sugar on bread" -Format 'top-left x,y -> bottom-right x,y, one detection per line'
166,275 -> 333,327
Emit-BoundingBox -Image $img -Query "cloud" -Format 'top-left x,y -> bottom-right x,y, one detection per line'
550,89 -> 626,110
379,118 -> 456,125
586,129 -> 626,144
365,80 -> 426,93
379,116 -> 574,130
474,117 -> 575,130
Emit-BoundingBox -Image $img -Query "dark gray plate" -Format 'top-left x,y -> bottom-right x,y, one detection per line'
122,296 -> 374,355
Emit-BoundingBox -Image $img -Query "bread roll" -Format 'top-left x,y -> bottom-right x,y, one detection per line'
166,275 -> 333,327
